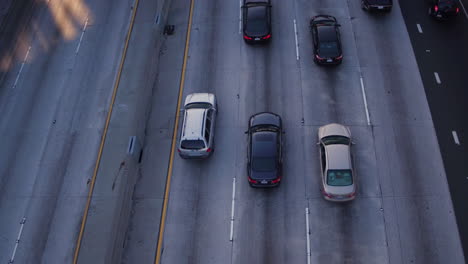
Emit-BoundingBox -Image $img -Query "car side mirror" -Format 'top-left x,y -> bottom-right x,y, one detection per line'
351,141 -> 356,145
336,24 -> 341,27
316,142 -> 320,145
244,130 -> 249,134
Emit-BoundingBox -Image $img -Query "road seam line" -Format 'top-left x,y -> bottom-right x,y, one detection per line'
294,19 -> 299,60
452,131 -> 460,145
229,178 -> 236,241
154,0 -> 195,263
75,17 -> 89,54
458,0 -> 468,19
72,0 -> 140,262
434,72 -> 441,84
239,0 -> 242,34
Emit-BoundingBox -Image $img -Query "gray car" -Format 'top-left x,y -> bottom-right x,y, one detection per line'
318,123 -> 356,202
178,93 -> 217,159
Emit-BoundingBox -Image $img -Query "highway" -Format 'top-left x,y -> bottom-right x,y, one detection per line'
0,0 -> 466,263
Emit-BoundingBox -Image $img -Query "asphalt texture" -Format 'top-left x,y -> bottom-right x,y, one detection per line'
399,0 -> 468,259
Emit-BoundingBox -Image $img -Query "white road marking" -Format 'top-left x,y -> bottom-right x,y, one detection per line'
360,76 -> 371,126
239,0 -> 242,34
416,24 -> 423,33
305,208 -> 311,264
434,72 -> 441,84
9,217 -> 26,264
452,131 -> 460,145
229,177 -> 236,241
293,19 -> 299,60
12,46 -> 31,89
75,17 -> 89,54
458,0 -> 468,19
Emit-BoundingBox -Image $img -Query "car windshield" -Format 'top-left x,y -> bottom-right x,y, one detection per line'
251,156 -> 276,172
327,169 -> 353,186
181,139 -> 205,150
252,125 -> 278,132
438,0 -> 455,8
185,102 -> 211,109
321,135 -> 350,145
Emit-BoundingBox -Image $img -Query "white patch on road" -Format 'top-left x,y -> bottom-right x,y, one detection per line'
458,0 -> 468,19
360,76 -> 371,126
294,19 -> 299,60
416,24 -> 423,33
229,177 -> 236,241
9,217 -> 26,264
434,72 -> 441,84
12,46 -> 31,89
452,131 -> 461,145
76,17 -> 89,54
305,208 -> 311,264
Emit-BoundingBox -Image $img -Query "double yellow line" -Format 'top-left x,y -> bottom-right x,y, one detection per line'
154,0 -> 195,263
73,0 -> 141,263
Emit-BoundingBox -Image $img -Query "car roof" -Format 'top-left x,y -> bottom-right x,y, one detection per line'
325,144 -> 352,170
250,112 -> 281,128
252,131 -> 277,157
317,26 -> 338,42
182,108 -> 206,140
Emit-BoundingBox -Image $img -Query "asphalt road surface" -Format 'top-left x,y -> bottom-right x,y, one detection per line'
0,0 -> 466,263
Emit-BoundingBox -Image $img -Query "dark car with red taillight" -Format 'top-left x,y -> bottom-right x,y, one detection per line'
242,0 -> 272,43
361,0 -> 393,12
310,15 -> 343,65
429,0 -> 460,20
246,112 -> 283,187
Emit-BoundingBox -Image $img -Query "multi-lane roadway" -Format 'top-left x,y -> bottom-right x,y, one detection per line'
0,0 -> 467,263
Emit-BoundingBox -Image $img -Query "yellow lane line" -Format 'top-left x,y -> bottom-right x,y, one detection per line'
154,0 -> 195,263
72,0 -> 140,263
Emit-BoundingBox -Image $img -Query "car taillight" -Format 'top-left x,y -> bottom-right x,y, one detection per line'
315,55 -> 323,60
271,178 -> 281,184
248,177 -> 258,184
335,55 -> 343,60
322,189 -> 333,198
456,7 -> 459,13
347,192 -> 355,198
262,34 -> 271,40
434,5 -> 438,12
206,148 -> 212,153
177,148 -> 181,153
243,35 -> 253,40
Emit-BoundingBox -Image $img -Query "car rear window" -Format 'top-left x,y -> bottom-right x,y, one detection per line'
252,156 -> 276,172
181,139 -> 205,150
322,135 -> 350,145
327,169 -> 353,186
185,102 -> 211,109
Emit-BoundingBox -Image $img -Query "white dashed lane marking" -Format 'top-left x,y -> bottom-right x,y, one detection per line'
452,131 -> 461,145
417,24 -> 423,33
434,72 -> 441,84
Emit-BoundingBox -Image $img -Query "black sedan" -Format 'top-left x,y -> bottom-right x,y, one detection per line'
246,112 -> 283,187
242,0 -> 272,43
428,0 -> 460,19
361,0 -> 393,12
310,15 -> 343,65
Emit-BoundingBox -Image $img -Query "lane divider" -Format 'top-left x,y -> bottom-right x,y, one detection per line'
294,19 -> 299,61
305,208 -> 311,264
452,131 -> 460,145
12,46 -> 31,89
72,0 -> 140,262
229,178 -> 236,241
154,0 -> 196,263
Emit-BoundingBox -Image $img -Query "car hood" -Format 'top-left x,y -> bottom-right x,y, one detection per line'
249,169 -> 277,180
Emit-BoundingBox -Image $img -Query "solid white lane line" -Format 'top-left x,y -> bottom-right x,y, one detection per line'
229,177 -> 236,241
12,46 -> 32,89
239,0 -> 242,34
9,217 -> 26,264
360,76 -> 371,126
458,0 -> 468,19
293,19 -> 299,60
434,72 -> 441,84
305,208 -> 311,264
75,17 -> 89,54
452,131 -> 461,145
416,24 -> 423,33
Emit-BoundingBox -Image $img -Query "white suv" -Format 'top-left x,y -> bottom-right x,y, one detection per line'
178,93 -> 217,159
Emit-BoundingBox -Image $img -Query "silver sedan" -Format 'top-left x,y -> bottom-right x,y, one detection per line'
317,123 -> 356,202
